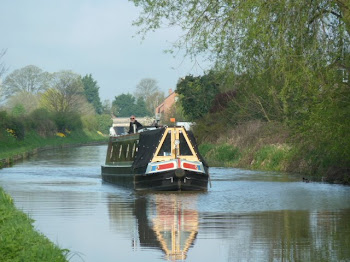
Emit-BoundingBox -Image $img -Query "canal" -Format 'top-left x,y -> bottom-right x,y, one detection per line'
0,145 -> 349,262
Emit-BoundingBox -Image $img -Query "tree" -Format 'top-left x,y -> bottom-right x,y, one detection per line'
40,71 -> 85,113
176,72 -> 219,121
82,74 -> 103,114
3,65 -> 49,98
135,78 -> 164,115
112,93 -> 136,117
134,96 -> 150,117
131,0 -> 350,122
39,71 -> 90,131
112,93 -> 151,117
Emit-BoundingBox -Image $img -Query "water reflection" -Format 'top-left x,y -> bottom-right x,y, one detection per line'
106,189 -> 350,262
108,193 -> 199,261
0,145 -> 350,261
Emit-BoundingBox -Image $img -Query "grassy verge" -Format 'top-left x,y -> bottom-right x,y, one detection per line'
0,188 -> 69,262
0,129 -> 107,167
199,142 -> 296,172
196,120 -> 349,184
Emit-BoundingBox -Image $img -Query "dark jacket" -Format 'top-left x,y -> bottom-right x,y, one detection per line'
128,120 -> 143,134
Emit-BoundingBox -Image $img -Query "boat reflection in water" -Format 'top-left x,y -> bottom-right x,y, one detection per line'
107,192 -> 199,261
149,194 -> 198,261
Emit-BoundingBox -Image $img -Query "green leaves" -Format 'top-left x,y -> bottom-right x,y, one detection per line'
112,93 -> 151,117
176,72 -> 219,121
82,74 -> 103,114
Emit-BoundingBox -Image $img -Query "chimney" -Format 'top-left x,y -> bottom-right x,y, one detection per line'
168,88 -> 173,95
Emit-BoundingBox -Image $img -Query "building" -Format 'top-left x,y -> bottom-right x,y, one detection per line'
155,89 -> 178,120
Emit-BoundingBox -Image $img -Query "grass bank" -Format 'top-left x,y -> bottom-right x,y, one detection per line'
196,120 -> 349,184
0,129 -> 107,168
0,188 -> 69,261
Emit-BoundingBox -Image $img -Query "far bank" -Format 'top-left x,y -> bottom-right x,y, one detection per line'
195,120 -> 349,185
0,129 -> 107,169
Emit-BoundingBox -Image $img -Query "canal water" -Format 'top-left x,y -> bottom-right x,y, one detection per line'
0,145 -> 350,262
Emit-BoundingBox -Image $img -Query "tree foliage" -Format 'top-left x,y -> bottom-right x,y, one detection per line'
176,72 -> 219,121
40,71 -> 85,113
112,93 -> 150,117
82,74 -> 103,114
3,65 -> 49,98
131,0 -> 350,174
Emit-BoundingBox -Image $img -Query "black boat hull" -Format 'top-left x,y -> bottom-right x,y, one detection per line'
101,166 -> 208,191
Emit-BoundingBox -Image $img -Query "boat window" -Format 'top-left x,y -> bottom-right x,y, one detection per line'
126,144 -> 130,158
109,144 -> 114,161
157,132 -> 171,156
131,143 -> 136,158
118,144 -> 123,159
179,133 -> 192,156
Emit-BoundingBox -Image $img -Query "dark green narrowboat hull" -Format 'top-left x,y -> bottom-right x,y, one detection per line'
101,165 -> 209,191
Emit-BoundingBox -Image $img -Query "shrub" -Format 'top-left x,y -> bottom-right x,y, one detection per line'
54,112 -> 82,132
5,118 -> 25,140
96,114 -> 113,134
81,114 -> 98,131
28,108 -> 57,137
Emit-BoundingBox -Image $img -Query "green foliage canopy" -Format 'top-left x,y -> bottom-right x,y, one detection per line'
2,65 -> 49,98
131,0 -> 350,174
176,72 -> 219,121
112,93 -> 150,117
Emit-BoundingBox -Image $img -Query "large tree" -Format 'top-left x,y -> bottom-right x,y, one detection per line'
130,0 -> 350,123
40,71 -> 94,131
40,70 -> 90,114
3,65 -> 50,99
131,0 -> 350,172
82,74 -> 103,114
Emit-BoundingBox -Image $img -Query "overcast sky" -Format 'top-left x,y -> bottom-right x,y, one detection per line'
1,0 -> 209,100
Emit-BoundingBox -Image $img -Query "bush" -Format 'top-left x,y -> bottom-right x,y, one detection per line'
54,112 -> 82,132
0,111 -> 8,128
96,114 -> 113,134
81,114 -> 98,131
28,108 -> 57,137
5,118 -> 25,140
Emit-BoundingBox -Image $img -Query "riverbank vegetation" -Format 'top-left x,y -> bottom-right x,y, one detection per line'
131,0 -> 350,184
0,68 -> 111,165
0,188 -> 68,261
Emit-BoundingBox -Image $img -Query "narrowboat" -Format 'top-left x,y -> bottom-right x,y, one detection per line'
101,126 -> 209,191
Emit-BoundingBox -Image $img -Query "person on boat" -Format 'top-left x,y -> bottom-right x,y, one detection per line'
128,115 -> 143,134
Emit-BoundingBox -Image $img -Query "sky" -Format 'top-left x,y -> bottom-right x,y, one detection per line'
0,0 -> 209,101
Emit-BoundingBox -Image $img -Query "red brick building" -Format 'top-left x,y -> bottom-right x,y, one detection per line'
155,89 -> 178,119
